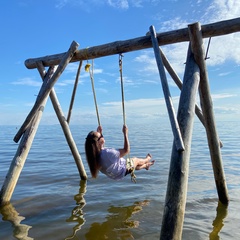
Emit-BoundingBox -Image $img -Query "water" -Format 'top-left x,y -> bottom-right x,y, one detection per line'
0,120 -> 239,239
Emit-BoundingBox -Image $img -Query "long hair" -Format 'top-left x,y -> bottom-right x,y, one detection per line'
85,131 -> 101,178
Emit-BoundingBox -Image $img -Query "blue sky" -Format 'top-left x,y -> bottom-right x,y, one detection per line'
0,0 -> 239,126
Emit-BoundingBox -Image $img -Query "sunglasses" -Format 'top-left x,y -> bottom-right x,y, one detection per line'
97,134 -> 104,141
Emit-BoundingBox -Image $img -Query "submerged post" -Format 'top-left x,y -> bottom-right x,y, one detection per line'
0,67 -> 55,206
36,62 -> 87,180
160,43 -> 200,240
188,22 -> 229,204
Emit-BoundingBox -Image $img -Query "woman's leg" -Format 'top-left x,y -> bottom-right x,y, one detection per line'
132,154 -> 154,170
135,160 -> 155,170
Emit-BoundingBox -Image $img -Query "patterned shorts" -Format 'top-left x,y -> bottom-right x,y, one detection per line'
125,158 -> 134,175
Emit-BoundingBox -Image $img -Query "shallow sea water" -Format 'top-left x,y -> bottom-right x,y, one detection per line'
0,120 -> 239,239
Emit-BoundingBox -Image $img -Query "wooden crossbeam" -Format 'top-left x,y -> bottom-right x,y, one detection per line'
25,18 -> 240,69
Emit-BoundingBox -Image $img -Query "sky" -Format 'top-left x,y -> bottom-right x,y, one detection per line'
0,0 -> 240,127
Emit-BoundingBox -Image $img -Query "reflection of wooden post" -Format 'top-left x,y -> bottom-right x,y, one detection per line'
160,43 -> 200,240
0,67 -> 55,206
150,25 -> 185,152
0,203 -> 33,239
209,201 -> 228,239
36,62 -> 87,180
188,22 -> 229,204
65,180 -> 87,239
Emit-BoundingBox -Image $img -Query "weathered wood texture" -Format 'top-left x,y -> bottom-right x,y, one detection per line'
150,25 -> 185,152
14,41 -> 79,143
188,22 -> 229,204
25,18 -> 240,69
37,62 -> 87,180
160,48 -> 223,147
67,60 -> 83,123
160,43 -> 200,240
0,67 -> 55,206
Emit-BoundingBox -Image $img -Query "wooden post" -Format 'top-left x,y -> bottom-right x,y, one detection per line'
14,41 -> 79,143
24,18 -> 240,69
160,49 -> 223,147
0,67 -> 55,206
36,62 -> 87,180
150,25 -> 185,152
160,43 -> 200,240
160,49 -> 205,124
67,60 -> 83,123
188,22 -> 229,204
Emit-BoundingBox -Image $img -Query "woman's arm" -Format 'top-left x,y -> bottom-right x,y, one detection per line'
119,125 -> 130,158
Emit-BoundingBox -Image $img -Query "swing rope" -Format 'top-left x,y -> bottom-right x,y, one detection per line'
85,60 -> 101,126
119,54 -> 126,126
119,54 -> 136,183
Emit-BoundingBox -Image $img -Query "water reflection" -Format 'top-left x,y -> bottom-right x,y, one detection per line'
0,203 -> 33,240
65,180 -> 87,240
85,199 -> 150,240
209,201 -> 228,240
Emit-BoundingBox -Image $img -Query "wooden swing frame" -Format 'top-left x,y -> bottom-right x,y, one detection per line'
1,17 -> 240,240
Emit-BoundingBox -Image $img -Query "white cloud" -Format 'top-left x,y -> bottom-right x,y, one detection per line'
107,0 -> 129,9
100,97 -> 178,121
57,79 -> 76,86
214,105 -> 240,116
65,62 -> 81,73
11,78 -> 41,87
218,71 -> 232,77
158,17 -> 190,32
204,0 -> 240,23
115,75 -> 135,86
212,93 -> 237,100
137,0 -> 240,77
55,0 -> 69,9
134,52 -> 158,74
65,62 -> 103,74
206,34 -> 240,65
134,46 -> 187,78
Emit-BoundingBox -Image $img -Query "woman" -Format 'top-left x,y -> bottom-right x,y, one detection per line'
85,125 -> 155,180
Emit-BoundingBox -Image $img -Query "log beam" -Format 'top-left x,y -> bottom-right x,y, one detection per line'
25,18 -> 240,69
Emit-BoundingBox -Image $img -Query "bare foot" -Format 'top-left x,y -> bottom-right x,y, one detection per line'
146,153 -> 152,161
146,160 -> 155,170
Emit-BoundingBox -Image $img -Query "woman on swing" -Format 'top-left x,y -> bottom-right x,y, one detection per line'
85,125 -> 155,180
